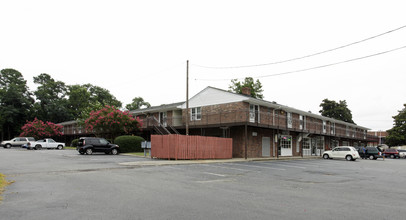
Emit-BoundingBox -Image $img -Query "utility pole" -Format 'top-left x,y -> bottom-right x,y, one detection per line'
186,60 -> 189,135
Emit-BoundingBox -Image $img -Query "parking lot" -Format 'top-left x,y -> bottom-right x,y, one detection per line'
1,147 -> 406,220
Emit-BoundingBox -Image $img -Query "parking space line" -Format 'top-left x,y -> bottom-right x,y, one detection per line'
233,163 -> 286,171
200,164 -> 261,173
203,172 -> 227,177
261,161 -> 306,169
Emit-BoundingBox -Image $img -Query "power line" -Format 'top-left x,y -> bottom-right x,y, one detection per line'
195,45 -> 406,81
193,25 -> 406,69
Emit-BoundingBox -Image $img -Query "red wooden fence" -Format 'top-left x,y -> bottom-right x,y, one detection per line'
151,134 -> 232,160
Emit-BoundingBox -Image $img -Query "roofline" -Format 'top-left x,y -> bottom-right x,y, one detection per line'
130,101 -> 184,115
131,86 -> 370,130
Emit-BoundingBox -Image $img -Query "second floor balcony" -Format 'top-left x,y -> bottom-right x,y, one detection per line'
139,110 -> 377,142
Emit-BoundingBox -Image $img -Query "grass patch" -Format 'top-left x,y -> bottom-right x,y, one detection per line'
0,173 -> 13,202
125,152 -> 150,157
65,146 -> 76,150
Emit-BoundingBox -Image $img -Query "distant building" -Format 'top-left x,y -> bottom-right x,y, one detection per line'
367,130 -> 388,146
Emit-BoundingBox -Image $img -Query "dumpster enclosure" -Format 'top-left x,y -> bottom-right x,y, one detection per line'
151,134 -> 232,160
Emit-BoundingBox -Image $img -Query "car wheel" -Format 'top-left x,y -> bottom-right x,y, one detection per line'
390,154 -> 395,159
323,154 -> 329,159
5,144 -> 11,148
346,155 -> 353,161
369,155 -> 374,160
57,145 -> 63,150
35,145 -> 42,150
85,148 -> 93,155
111,148 -> 119,155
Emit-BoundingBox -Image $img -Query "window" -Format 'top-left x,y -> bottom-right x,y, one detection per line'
249,104 -> 259,123
299,115 -> 305,130
287,112 -> 293,128
280,135 -> 292,149
323,121 -> 327,133
191,107 -> 201,121
331,139 -> 339,148
330,122 -> 335,135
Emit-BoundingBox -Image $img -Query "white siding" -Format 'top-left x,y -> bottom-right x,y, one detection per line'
181,87 -> 249,109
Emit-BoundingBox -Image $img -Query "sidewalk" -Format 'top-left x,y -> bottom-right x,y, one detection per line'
119,155 -> 322,166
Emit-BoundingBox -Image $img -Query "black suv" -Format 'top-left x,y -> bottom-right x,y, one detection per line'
77,137 -> 120,155
358,146 -> 382,160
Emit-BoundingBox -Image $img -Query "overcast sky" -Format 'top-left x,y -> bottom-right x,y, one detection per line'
1,0 -> 405,131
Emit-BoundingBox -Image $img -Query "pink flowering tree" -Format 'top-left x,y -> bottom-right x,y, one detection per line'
84,105 -> 142,139
20,118 -> 63,140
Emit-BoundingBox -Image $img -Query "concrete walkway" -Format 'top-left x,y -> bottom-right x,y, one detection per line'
119,155 -> 322,166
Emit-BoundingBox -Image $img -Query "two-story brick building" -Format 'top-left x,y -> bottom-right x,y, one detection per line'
131,86 -> 377,158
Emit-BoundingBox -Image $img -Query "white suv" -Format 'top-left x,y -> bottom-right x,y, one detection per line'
1,137 -> 35,148
398,149 -> 406,158
323,146 -> 360,161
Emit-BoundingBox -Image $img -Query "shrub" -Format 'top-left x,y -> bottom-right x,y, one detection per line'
71,139 -> 79,147
20,118 -> 63,140
114,135 -> 145,153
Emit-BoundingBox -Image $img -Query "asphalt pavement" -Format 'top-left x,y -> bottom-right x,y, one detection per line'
1,147 -> 406,220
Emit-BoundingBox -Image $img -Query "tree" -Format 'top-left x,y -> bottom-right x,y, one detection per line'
228,77 -> 264,99
0,69 -> 34,140
85,84 -> 122,108
125,97 -> 151,111
386,104 -> 406,146
66,84 -> 92,120
84,105 -> 142,139
19,118 -> 63,140
319,99 -> 355,124
33,73 -> 72,123
67,84 -> 122,122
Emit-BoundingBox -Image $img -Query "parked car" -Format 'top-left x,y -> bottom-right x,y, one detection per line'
357,146 -> 382,160
397,149 -> 406,158
26,138 -> 65,150
76,137 -> 120,155
1,137 -> 35,148
383,148 -> 400,159
323,146 -> 360,161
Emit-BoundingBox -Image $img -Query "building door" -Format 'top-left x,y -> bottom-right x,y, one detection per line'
303,138 -> 311,156
249,104 -> 259,123
159,112 -> 167,127
262,137 -> 271,157
280,135 -> 292,156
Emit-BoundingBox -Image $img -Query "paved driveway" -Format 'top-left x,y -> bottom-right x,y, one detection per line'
1,147 -> 406,220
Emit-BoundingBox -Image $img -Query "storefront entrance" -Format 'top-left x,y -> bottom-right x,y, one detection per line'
280,135 -> 292,156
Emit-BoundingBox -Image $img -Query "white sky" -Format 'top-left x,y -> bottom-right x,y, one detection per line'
1,0 -> 405,131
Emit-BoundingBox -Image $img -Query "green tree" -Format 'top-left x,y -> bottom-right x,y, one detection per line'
33,73 -> 72,123
386,104 -> 406,146
228,77 -> 264,99
85,84 -> 122,108
319,99 -> 355,124
84,105 -> 141,139
125,97 -> 151,111
66,84 -> 92,119
67,84 -> 122,122
0,69 -> 34,140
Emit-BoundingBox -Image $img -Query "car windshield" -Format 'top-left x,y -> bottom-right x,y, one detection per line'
398,150 -> 406,152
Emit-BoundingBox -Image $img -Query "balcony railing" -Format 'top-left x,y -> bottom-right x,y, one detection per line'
139,110 -> 379,141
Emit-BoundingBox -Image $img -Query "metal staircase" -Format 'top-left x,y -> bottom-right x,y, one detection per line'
150,116 -> 180,135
